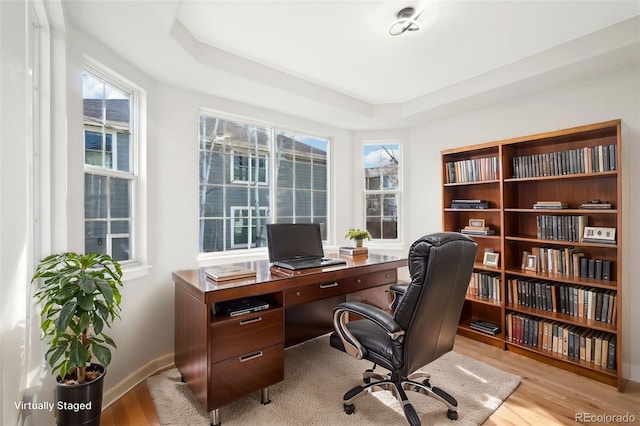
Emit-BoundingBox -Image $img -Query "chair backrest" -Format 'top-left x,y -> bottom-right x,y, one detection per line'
393,232 -> 477,376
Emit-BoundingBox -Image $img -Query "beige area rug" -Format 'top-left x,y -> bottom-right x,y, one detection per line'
147,335 -> 520,425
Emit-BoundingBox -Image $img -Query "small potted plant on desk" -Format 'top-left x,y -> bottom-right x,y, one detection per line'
32,252 -> 124,426
344,228 -> 371,248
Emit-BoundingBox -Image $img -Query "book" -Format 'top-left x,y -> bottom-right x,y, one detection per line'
581,203 -> 612,209
469,320 -> 500,335
533,201 -> 568,209
205,265 -> 256,281
339,246 -> 368,256
460,229 -> 495,235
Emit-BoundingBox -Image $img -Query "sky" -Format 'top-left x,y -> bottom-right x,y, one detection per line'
83,72 -> 129,99
363,144 -> 399,168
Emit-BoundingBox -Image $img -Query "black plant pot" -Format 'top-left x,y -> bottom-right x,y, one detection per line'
55,364 -> 105,426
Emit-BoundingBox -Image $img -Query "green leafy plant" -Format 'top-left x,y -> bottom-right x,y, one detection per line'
344,229 -> 371,241
32,252 -> 124,384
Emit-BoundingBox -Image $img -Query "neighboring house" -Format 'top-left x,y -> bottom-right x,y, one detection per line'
83,98 -> 132,259
199,120 -> 329,252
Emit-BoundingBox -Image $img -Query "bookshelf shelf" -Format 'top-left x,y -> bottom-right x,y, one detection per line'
444,179 -> 500,187
466,294 -> 502,307
458,319 -> 504,346
504,208 -> 618,214
503,170 -> 617,183
505,342 -> 618,379
442,119 -> 623,390
504,269 -> 617,289
444,208 -> 501,212
505,304 -> 617,332
505,236 -> 619,249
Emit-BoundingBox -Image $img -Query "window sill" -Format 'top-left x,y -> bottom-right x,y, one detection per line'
121,263 -> 152,281
197,250 -> 269,268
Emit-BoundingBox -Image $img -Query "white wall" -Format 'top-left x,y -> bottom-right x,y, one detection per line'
406,66 -> 640,382
1,2 -> 32,424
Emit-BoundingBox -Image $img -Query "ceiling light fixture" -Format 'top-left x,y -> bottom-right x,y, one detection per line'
389,7 -> 424,36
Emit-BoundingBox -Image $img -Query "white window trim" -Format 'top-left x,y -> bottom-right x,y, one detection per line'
362,140 -> 403,247
82,59 -> 149,278
197,110 -> 334,261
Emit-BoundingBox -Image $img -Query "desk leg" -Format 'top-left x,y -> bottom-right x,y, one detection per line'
210,409 -> 220,426
261,387 -> 271,405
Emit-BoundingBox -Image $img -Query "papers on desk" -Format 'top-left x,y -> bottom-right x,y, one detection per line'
205,265 -> 256,281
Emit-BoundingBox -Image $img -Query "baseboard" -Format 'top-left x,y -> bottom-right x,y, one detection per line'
102,352 -> 174,410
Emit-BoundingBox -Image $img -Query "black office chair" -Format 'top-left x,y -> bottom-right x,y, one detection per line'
329,232 -> 477,426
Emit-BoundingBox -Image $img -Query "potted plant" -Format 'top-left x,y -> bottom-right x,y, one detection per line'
32,252 -> 124,426
344,228 -> 371,248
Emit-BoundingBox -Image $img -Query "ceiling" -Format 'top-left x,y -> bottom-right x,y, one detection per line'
61,1 -> 640,129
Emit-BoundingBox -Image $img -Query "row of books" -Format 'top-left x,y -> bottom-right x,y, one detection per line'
535,214 -> 587,242
505,313 -> 616,369
467,272 -> 501,301
445,157 -> 499,184
528,245 -> 612,280
512,144 -> 617,179
506,278 -> 617,324
556,285 -> 617,324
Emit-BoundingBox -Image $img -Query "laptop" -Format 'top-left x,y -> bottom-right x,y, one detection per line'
266,223 -> 346,270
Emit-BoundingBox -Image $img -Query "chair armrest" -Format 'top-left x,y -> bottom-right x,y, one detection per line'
333,301 -> 404,360
335,302 -> 403,336
388,282 -> 409,311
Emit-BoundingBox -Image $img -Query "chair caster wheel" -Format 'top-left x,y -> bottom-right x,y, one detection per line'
447,409 -> 458,420
344,404 -> 356,415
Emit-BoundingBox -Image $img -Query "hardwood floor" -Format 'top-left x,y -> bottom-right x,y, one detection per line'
101,336 -> 639,426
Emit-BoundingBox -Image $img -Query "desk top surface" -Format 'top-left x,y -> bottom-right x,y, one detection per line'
173,253 -> 407,302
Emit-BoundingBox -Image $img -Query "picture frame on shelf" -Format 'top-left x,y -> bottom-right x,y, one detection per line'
582,226 -> 616,244
524,254 -> 538,272
482,251 -> 499,268
469,218 -> 485,228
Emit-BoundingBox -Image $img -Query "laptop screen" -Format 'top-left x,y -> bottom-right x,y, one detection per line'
266,223 -> 324,262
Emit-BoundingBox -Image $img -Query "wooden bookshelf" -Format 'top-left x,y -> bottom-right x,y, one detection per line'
442,120 -> 624,390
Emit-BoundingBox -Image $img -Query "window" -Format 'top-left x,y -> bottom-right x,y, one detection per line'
363,143 -> 400,240
274,131 -> 328,227
83,68 -> 137,262
198,114 -> 330,253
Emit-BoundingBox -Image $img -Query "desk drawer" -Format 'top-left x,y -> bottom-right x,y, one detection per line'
284,269 -> 397,306
210,343 -> 284,409
210,309 -> 283,363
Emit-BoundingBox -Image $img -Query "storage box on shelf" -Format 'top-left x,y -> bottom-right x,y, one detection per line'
441,120 -> 623,390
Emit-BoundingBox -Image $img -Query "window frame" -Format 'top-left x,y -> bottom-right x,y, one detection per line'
362,141 -> 402,244
198,111 -> 333,257
82,63 -> 141,266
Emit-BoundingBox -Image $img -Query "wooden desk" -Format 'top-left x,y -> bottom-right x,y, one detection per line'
173,253 -> 407,425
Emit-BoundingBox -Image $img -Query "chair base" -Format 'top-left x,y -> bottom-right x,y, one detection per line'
342,368 -> 458,426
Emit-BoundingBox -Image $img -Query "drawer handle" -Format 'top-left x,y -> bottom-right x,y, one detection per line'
239,316 -> 262,325
320,282 -> 338,289
239,351 -> 264,362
